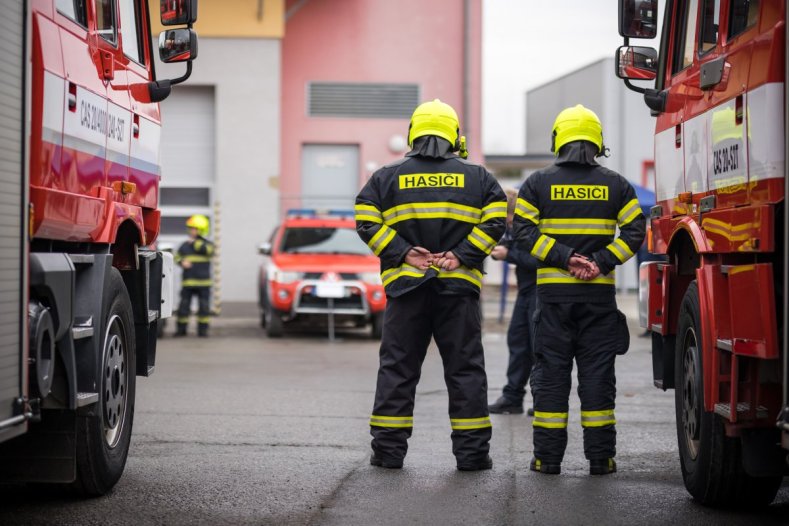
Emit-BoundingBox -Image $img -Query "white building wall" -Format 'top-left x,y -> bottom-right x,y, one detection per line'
155,38 -> 281,302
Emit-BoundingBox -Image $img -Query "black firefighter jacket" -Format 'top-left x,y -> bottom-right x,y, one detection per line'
355,148 -> 507,298
176,236 -> 215,288
513,143 -> 646,303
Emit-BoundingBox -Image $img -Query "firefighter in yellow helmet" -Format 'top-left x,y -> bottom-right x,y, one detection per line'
513,105 -> 645,475
355,99 -> 507,470
175,214 -> 215,337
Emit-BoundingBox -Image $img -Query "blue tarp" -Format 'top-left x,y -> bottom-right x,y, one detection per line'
633,183 -> 655,212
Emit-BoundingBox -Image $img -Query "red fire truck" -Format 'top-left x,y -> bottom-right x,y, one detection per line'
0,0 -> 198,495
616,0 -> 787,507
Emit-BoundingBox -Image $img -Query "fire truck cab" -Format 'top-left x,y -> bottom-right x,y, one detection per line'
615,0 -> 788,507
0,0 -> 197,495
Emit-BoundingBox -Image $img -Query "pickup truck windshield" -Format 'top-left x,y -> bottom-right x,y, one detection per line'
281,227 -> 372,255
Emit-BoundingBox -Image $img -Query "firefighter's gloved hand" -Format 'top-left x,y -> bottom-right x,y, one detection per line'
406,246 -> 433,271
181,260 -> 193,269
432,251 -> 460,271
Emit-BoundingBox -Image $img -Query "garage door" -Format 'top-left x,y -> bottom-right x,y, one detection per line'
0,0 -> 26,439
158,86 -> 216,237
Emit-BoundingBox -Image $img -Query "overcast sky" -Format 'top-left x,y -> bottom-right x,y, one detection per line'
482,1 -> 629,154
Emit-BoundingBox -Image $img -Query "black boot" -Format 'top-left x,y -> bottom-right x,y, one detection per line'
530,457 -> 561,475
370,451 -> 403,469
174,323 -> 187,337
488,396 -> 524,415
457,454 -> 493,471
589,458 -> 617,475
198,323 -> 209,338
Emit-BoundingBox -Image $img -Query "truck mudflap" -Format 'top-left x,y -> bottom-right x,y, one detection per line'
122,250 -> 172,377
697,263 -> 781,423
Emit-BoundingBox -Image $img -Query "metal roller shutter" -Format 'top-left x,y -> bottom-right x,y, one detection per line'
0,0 -> 25,438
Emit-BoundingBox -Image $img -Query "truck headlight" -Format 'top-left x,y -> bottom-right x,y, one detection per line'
359,272 -> 382,285
268,265 -> 303,284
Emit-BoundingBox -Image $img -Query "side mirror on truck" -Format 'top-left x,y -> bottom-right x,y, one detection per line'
615,45 -> 658,81
619,0 -> 658,39
149,0 -> 199,103
159,28 -> 198,63
161,0 -> 198,26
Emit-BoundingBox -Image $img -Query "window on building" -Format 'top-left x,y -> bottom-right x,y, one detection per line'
56,0 -> 88,27
119,0 -> 144,64
699,0 -> 720,54
728,0 -> 759,40
95,0 -> 117,45
160,187 -> 211,207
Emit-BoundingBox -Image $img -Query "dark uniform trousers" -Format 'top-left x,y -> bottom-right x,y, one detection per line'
502,291 -> 536,405
370,283 -> 491,464
531,300 -> 621,463
177,286 -> 211,336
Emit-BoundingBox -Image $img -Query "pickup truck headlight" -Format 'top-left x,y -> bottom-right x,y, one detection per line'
359,272 -> 382,285
267,265 -> 303,284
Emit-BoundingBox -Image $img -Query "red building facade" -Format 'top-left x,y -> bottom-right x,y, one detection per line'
281,0 -> 483,212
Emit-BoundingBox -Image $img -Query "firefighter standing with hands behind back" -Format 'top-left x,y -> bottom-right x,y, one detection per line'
513,105 -> 645,476
355,99 -> 507,471
175,214 -> 215,338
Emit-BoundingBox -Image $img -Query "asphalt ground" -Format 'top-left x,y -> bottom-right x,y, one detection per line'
1,292 -> 788,525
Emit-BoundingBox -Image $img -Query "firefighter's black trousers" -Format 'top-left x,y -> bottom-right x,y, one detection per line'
370,283 -> 491,464
531,300 -> 626,463
177,286 -> 211,335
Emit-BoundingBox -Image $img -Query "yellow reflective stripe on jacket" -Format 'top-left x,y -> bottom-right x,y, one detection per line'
580,409 -> 616,427
530,234 -> 556,261
536,267 -> 615,285
381,264 -> 482,289
182,279 -> 212,287
355,203 -> 383,224
368,224 -> 396,256
480,201 -> 508,222
382,264 -> 427,287
467,226 -> 497,254
182,254 -> 212,263
369,415 -> 414,428
436,267 -> 483,288
618,198 -> 642,226
450,416 -> 492,430
539,218 -> 616,236
382,202 -> 481,225
533,411 -> 569,429
605,238 -> 635,263
515,197 -> 539,224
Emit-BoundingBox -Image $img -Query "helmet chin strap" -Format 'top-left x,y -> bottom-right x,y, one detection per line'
597,145 -> 611,158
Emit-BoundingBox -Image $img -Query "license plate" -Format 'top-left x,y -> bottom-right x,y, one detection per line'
315,282 -> 345,298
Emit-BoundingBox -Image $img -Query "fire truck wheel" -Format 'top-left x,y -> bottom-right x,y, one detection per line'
265,308 -> 284,338
371,312 -> 384,339
674,281 -> 781,508
74,267 -> 136,496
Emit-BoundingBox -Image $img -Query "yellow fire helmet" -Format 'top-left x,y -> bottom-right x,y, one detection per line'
185,214 -> 210,237
408,99 -> 461,149
551,104 -> 604,155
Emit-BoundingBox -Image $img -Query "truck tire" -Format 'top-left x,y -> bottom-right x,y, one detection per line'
674,281 -> 781,508
259,286 -> 268,328
74,267 -> 136,496
370,312 -> 384,339
265,308 -> 284,338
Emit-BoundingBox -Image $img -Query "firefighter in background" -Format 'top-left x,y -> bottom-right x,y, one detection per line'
175,214 -> 215,337
513,105 -> 645,475
488,188 -> 538,416
355,99 -> 506,471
